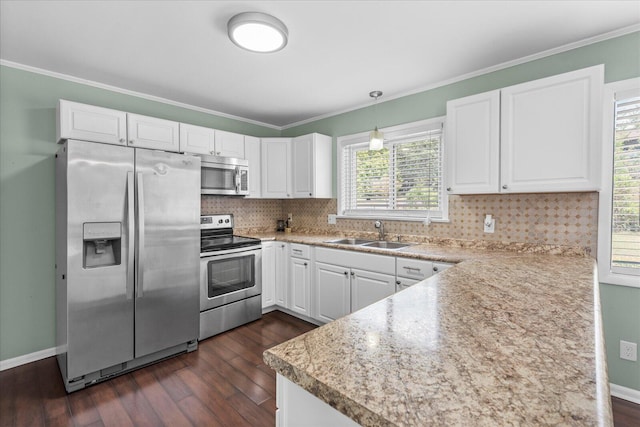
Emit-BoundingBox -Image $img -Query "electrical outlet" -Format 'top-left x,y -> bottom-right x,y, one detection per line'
328,214 -> 337,225
483,214 -> 495,233
287,213 -> 292,223
620,340 -> 637,361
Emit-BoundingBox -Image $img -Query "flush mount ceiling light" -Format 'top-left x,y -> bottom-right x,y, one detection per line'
369,90 -> 384,150
227,12 -> 288,53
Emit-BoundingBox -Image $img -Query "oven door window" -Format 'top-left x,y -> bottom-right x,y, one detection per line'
206,254 -> 255,298
202,166 -> 235,191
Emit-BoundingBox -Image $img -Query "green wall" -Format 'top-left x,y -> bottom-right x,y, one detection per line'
1,32 -> 639,395
0,66 -> 278,361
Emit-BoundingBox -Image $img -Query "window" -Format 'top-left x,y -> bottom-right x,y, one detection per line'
598,78 -> 640,287
337,117 -> 447,221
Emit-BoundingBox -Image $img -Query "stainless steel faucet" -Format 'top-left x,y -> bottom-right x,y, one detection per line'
374,220 -> 384,241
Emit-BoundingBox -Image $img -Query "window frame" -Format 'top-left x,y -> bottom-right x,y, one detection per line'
337,116 -> 448,222
597,77 -> 640,288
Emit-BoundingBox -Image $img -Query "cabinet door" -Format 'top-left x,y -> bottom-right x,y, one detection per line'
261,242 -> 276,308
215,130 -> 245,158
432,262 -> 453,275
262,138 -> 292,198
292,134 -> 313,197
395,277 -> 421,292
500,66 -> 602,193
275,242 -> 289,307
127,113 -> 180,152
290,257 -> 311,316
57,100 -> 127,146
445,90 -> 500,194
244,136 -> 262,198
350,268 -> 395,312
179,123 -> 215,155
314,262 -> 350,323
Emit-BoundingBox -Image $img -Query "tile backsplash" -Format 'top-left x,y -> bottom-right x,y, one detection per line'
203,192 -> 598,254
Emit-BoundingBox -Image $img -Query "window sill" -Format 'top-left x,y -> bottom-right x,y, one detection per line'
336,214 -> 449,224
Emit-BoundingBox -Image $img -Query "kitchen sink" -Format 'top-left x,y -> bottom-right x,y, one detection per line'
325,238 -> 375,245
361,241 -> 411,250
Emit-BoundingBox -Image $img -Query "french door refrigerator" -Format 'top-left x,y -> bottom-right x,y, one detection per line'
56,139 -> 201,392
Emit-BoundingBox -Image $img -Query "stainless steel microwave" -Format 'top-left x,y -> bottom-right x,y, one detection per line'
199,155 -> 249,196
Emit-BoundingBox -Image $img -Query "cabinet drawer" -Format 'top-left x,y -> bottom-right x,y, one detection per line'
290,243 -> 311,259
315,247 -> 395,275
396,258 -> 433,280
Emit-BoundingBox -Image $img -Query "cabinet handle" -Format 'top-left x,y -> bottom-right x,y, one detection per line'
446,187 -> 451,191
403,266 -> 421,272
502,185 -> 508,190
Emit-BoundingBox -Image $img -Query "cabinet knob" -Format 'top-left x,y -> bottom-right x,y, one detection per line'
344,271 -> 348,276
303,262 -> 308,266
396,280 -> 401,285
309,193 -> 312,196
216,151 -> 221,155
119,138 -> 125,144
446,187 -> 451,191
502,185 -> 508,190
129,140 -> 134,144
433,266 -> 439,272
210,150 -> 215,155
281,244 -> 285,248
287,194 -> 290,197
350,271 -> 355,276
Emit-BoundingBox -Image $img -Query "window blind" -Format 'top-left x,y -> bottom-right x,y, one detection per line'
341,126 -> 443,217
611,96 -> 640,274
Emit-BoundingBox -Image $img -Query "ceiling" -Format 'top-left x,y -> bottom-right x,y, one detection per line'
1,1 -> 639,129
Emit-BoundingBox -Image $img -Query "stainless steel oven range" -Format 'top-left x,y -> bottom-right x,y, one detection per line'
199,214 -> 262,340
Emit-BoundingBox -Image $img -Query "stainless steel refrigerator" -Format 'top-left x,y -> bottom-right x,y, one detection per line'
55,139 -> 201,392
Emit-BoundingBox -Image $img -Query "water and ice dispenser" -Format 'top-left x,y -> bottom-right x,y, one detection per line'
83,222 -> 122,268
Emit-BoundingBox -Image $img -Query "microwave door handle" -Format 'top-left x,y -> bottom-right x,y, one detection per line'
235,166 -> 240,193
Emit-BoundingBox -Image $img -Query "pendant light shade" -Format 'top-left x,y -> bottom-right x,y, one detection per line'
369,91 -> 384,150
228,12 -> 288,53
369,127 -> 384,150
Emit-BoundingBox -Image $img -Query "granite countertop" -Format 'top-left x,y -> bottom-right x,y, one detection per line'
258,232 -> 611,426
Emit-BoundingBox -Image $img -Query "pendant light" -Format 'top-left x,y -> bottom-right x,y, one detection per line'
369,90 -> 384,150
228,12 -> 289,53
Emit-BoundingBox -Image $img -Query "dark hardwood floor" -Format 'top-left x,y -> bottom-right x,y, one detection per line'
1,311 -> 639,426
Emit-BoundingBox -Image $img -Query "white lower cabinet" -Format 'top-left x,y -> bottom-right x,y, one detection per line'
275,242 -> 289,308
261,242 -> 276,308
289,244 -> 311,317
350,268 -> 396,312
314,262 -> 350,323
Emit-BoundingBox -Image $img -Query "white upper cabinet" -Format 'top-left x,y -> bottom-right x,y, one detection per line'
445,91 -> 500,194
57,100 -> 127,146
292,133 -> 332,198
445,65 -> 603,194
127,113 -> 180,152
244,136 -> 262,198
179,123 -> 215,155
500,66 -> 602,192
215,130 -> 245,158
261,138 -> 292,198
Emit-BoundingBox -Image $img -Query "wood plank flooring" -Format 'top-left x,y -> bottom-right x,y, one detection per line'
1,311 -> 639,426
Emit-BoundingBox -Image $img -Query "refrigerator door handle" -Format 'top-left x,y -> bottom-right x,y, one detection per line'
136,171 -> 145,298
126,171 -> 135,300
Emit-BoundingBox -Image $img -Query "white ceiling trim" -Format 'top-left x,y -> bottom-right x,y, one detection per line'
0,59 -> 282,131
2,23 -> 638,132
281,23 -> 640,130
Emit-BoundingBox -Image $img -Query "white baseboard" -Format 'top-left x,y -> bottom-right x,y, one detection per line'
0,347 -> 56,371
610,383 -> 640,404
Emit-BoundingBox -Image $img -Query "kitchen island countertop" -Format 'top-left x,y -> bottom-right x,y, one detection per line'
257,233 -> 611,426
